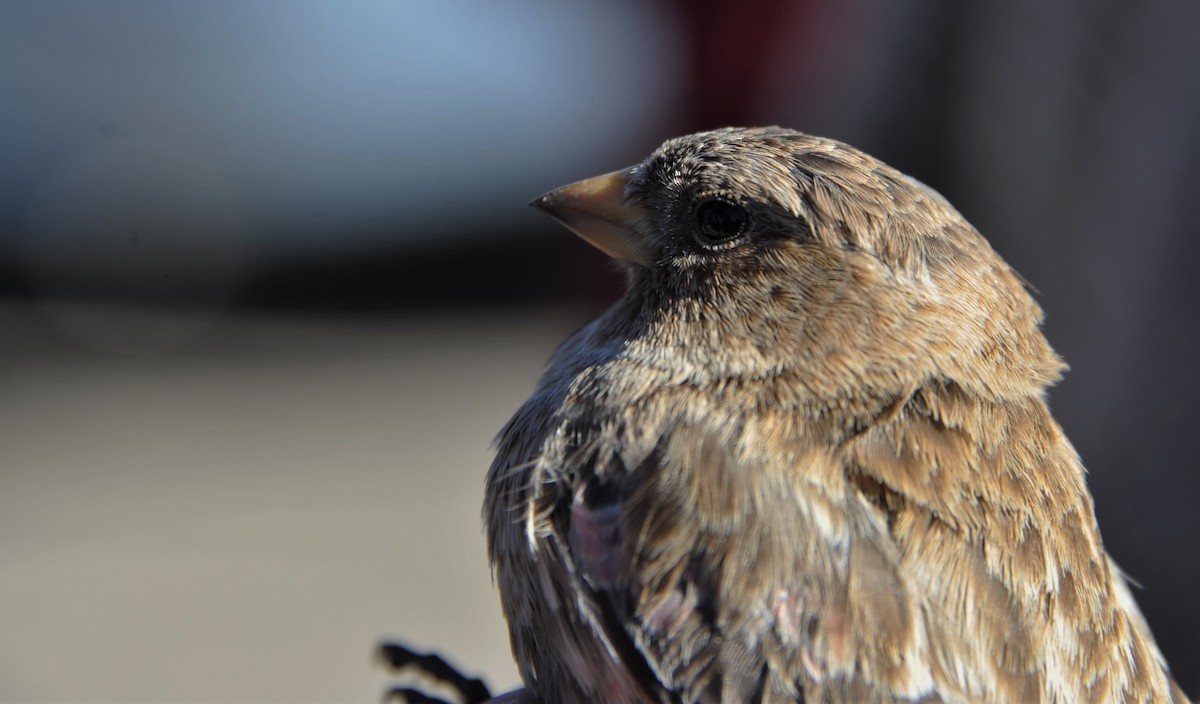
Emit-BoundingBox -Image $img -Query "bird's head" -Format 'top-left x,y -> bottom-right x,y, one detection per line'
533,127 -> 1064,402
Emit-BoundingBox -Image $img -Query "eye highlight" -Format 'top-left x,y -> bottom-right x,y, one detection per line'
694,198 -> 748,247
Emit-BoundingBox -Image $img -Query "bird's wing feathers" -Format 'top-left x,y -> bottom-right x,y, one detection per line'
571,418 -> 949,703
568,382 -> 1182,703
845,382 -> 1190,702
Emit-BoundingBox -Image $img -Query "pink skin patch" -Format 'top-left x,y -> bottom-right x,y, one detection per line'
569,482 -> 624,589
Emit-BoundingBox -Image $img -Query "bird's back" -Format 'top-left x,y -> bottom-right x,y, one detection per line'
487,347 -> 1188,702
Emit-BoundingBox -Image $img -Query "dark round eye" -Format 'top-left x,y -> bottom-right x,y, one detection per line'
694,199 -> 748,246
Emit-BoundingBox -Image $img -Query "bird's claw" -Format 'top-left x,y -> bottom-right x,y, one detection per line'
377,641 -> 493,704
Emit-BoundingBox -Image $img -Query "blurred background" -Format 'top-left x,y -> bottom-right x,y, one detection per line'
1,0 -> 1196,700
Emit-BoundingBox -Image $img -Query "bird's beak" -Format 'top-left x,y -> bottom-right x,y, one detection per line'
531,166 -> 649,266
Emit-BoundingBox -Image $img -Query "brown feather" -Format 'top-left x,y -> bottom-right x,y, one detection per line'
485,128 -> 1188,703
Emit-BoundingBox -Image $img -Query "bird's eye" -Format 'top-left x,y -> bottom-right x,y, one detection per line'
694,199 -> 748,247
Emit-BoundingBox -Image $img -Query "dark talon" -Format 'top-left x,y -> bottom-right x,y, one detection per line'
377,641 -> 493,704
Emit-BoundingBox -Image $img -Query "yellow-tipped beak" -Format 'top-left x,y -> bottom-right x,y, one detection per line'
531,166 -> 648,266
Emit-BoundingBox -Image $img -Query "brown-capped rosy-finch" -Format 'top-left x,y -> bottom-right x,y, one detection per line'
484,127 -> 1190,703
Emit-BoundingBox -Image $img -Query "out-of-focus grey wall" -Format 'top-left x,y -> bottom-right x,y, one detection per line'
2,1 -> 1196,700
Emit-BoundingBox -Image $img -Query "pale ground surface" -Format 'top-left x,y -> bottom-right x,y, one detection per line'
0,301 -> 584,702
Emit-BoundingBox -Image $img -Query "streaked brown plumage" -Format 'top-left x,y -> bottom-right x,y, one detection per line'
484,127 -> 1190,703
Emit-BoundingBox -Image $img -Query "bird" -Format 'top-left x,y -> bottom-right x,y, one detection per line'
482,127 -> 1190,703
